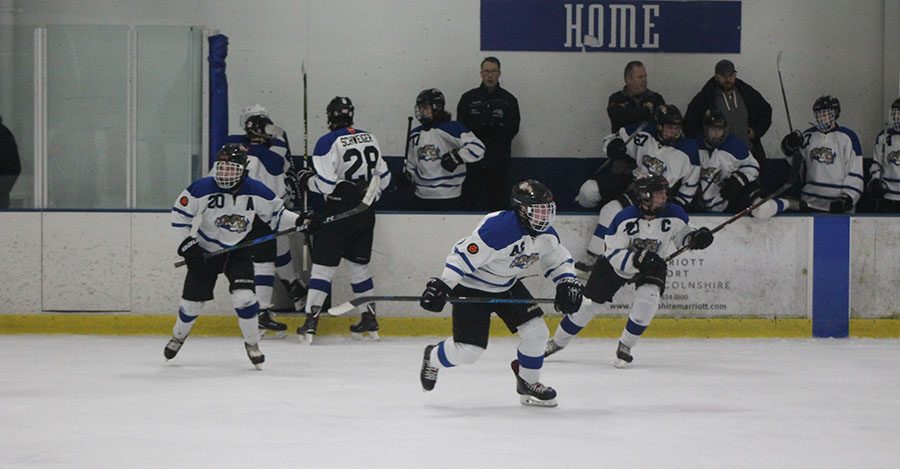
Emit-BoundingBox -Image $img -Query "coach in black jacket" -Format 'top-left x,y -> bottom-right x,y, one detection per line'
458,57 -> 520,212
684,60 -> 772,161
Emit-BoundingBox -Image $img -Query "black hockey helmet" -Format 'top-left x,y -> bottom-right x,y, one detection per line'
632,172 -> 669,217
813,95 -> 840,131
654,104 -> 683,145
510,179 -> 556,233
214,143 -> 248,189
702,109 -> 728,146
415,88 -> 446,126
245,114 -> 275,141
327,96 -> 354,129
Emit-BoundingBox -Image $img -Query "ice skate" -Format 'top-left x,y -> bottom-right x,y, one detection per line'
258,310 -> 287,339
296,307 -> 320,345
282,279 -> 308,307
244,342 -> 265,369
614,341 -> 633,368
350,306 -> 379,340
163,336 -> 185,360
510,360 -> 557,407
543,339 -> 565,358
420,344 -> 439,391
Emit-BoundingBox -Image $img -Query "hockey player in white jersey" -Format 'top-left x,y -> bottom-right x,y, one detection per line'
575,105 -> 700,273
293,97 -> 391,343
418,180 -> 584,407
869,98 -> 900,212
778,95 -> 863,213
546,173 -> 713,367
165,143 -> 315,368
402,88 -> 485,211
693,110 -> 761,212
227,105 -> 307,337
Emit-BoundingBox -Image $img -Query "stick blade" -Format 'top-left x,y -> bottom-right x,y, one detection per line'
326,301 -> 356,316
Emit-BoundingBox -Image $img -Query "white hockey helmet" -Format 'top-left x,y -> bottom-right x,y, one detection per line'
239,104 -> 268,127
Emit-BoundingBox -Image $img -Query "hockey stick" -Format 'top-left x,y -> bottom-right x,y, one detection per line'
300,60 -> 312,274
327,295 -> 561,317
776,51 -> 794,133
174,180 -> 379,268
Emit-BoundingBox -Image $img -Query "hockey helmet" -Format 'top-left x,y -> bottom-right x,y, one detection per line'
632,172 -> 669,217
655,104 -> 683,145
702,109 -> 728,146
327,96 -> 354,129
510,179 -> 556,233
245,114 -> 276,142
813,95 -> 840,132
891,98 -> 900,132
239,104 -> 268,128
415,88 -> 446,126
214,143 -> 248,189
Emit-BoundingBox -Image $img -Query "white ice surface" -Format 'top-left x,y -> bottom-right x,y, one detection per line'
2,335 -> 899,469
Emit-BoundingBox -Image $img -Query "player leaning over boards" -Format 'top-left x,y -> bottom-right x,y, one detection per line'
293,97 -> 391,344
418,180 -> 584,407
546,173 -> 714,368
165,143 -> 318,368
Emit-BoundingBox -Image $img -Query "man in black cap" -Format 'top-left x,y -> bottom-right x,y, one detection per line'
684,59 -> 772,162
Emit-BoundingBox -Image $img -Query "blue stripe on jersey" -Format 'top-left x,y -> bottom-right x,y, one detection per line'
313,127 -> 355,157
620,251 -> 633,271
236,177 -> 276,200
659,203 -> 689,223
477,211 -> 526,250
247,143 -> 286,176
316,174 -> 336,186
171,222 -> 191,228
806,181 -> 862,195
607,205 -> 642,235
538,226 -> 561,243
453,248 -> 476,272
738,164 -> 760,173
433,120 -> 473,139
445,263 -> 466,277
197,229 -> 230,249
413,168 -> 466,182
593,224 -> 607,237
517,350 -> 544,370
171,207 -> 193,218
720,133 -> 751,160
607,248 -> 624,261
186,177 -> 224,199
835,126 -> 863,155
848,172 -> 864,181
886,177 -> 900,183
544,258 -> 573,278
465,273 -> 516,288
673,137 -> 701,166
552,272 -> 576,282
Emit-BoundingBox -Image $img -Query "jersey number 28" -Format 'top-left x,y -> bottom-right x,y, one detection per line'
343,145 -> 379,184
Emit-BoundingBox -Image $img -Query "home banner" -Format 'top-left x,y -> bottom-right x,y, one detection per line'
481,0 -> 741,53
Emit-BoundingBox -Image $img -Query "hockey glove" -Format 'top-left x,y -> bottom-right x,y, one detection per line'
632,248 -> 666,273
780,131 -> 803,156
420,277 -> 452,313
685,227 -> 714,250
829,194 -> 854,214
177,237 -> 206,268
720,173 -> 750,203
294,169 -> 315,192
295,210 -> 322,233
395,169 -> 414,191
440,150 -> 465,172
554,279 -> 584,315
868,179 -> 888,199
606,137 -> 628,159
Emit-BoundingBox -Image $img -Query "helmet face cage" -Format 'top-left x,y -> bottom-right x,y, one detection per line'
702,111 -> 728,146
213,144 -> 248,189
633,174 -> 669,216
814,108 -> 836,132
891,106 -> 900,132
522,201 -> 556,233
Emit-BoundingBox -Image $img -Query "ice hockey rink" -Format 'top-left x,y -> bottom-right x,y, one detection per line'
2,335 -> 899,468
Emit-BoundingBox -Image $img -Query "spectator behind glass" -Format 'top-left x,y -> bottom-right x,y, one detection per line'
0,115 -> 22,209
684,59 -> 772,163
458,57 -> 521,212
606,61 -> 665,133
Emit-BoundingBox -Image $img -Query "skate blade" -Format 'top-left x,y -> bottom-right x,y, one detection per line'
252,363 -> 262,370
302,333 -> 315,345
260,330 -> 287,340
519,395 -> 558,408
614,359 -> 630,369
350,331 -> 380,341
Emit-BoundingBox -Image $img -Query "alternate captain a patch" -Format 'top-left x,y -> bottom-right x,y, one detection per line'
179,196 -> 189,206
466,243 -> 479,255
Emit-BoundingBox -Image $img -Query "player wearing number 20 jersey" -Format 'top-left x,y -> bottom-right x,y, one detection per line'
296,96 -> 391,342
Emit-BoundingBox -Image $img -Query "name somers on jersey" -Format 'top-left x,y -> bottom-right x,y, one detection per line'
171,177 -> 300,252
406,121 -> 485,199
798,126 -> 864,211
308,127 -> 391,198
604,204 -> 695,279
605,125 -> 701,205
225,135 -> 290,199
873,129 -> 900,201
697,134 -> 759,211
441,211 -> 576,293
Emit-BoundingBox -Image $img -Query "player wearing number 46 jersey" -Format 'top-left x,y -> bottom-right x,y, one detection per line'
546,173 -> 714,367
294,97 -> 391,343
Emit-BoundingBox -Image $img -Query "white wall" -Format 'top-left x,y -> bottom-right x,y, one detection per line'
9,0 -> 893,160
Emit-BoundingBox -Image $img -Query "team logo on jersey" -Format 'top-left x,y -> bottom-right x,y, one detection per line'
888,150 -> 900,165
631,238 -> 661,253
179,196 -> 189,206
417,144 -> 441,161
699,167 -> 720,184
215,214 -> 250,233
467,243 -> 479,255
810,147 -> 836,164
641,155 -> 667,175
509,253 -> 539,270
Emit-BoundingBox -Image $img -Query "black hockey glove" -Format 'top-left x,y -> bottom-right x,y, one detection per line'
632,248 -> 666,273
685,227 -> 714,250
780,131 -> 803,156
868,179 -> 888,199
606,137 -> 628,159
829,194 -> 854,214
420,277 -> 452,313
440,150 -> 465,172
395,169 -> 414,191
294,169 -> 315,193
295,210 -> 322,233
720,173 -> 750,203
177,236 -> 206,268
554,280 -> 584,315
